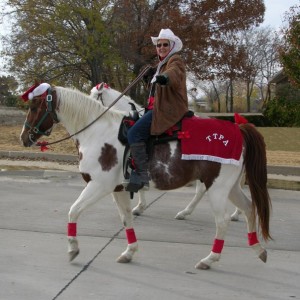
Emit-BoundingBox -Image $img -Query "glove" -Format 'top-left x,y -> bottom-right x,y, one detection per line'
155,74 -> 169,85
142,66 -> 157,85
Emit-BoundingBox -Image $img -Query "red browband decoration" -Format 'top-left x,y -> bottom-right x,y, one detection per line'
212,238 -> 224,253
68,223 -> 77,236
126,228 -> 137,244
248,232 -> 259,246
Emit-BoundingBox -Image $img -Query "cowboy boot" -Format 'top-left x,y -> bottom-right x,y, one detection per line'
126,142 -> 150,193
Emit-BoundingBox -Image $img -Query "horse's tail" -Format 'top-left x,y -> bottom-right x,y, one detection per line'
239,123 -> 272,241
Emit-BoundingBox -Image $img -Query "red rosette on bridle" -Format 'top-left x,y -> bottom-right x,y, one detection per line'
36,141 -> 50,152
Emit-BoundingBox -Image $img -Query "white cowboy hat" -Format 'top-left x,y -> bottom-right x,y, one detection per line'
151,28 -> 183,52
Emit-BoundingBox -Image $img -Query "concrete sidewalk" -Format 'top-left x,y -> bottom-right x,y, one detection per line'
0,171 -> 299,300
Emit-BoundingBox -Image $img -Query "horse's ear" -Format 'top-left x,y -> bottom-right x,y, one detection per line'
97,82 -> 104,93
90,83 -> 104,100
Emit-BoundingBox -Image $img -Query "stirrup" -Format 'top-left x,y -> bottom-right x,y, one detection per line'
126,182 -> 145,193
125,171 -> 149,193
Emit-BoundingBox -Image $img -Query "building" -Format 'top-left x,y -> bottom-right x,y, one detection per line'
269,70 -> 300,103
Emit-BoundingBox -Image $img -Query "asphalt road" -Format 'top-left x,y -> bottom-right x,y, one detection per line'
0,170 -> 299,300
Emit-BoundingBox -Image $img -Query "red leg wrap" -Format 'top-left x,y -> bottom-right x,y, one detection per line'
126,228 -> 137,244
248,232 -> 259,246
68,223 -> 77,237
212,239 -> 224,253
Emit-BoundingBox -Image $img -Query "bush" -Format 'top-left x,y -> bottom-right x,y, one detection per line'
263,97 -> 300,127
214,114 -> 270,127
3,95 -> 19,107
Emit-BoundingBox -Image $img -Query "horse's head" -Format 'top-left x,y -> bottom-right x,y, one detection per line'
90,82 -> 110,105
20,83 -> 59,147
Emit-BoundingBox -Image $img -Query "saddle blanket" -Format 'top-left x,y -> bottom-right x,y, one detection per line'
180,116 -> 243,166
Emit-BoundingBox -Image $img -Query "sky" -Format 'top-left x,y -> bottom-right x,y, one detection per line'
263,0 -> 299,28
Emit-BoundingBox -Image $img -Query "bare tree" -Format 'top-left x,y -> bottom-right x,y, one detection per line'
239,27 -> 281,110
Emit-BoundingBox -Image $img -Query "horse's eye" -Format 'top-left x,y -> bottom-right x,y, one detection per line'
30,107 -> 37,112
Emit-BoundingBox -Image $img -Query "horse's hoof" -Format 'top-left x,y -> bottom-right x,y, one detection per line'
195,261 -> 210,270
259,249 -> 267,263
69,249 -> 80,262
116,254 -> 132,263
132,209 -> 141,216
230,215 -> 239,222
175,212 -> 186,220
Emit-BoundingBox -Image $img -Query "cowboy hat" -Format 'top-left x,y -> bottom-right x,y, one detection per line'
151,28 -> 183,52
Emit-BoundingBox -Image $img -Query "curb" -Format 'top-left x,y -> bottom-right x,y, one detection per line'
0,150 -> 78,162
0,150 -> 299,191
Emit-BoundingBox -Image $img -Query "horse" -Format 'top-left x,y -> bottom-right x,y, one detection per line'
20,84 -> 271,270
90,82 -> 242,221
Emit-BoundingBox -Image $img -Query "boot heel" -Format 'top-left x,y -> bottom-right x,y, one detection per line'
126,170 -> 144,193
126,182 -> 144,193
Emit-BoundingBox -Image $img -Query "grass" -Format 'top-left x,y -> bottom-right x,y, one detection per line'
0,125 -> 299,168
257,127 -> 300,152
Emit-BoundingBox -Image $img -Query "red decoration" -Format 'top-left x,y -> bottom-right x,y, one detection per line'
96,82 -> 110,90
68,223 -> 77,237
126,228 -> 137,244
124,119 -> 136,127
177,131 -> 191,139
36,141 -> 49,152
234,113 -> 248,124
165,125 -> 179,136
20,84 -> 39,102
212,238 -> 224,253
147,96 -> 155,110
248,232 -> 259,246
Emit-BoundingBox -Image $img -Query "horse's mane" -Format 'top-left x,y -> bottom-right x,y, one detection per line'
101,87 -> 143,112
55,86 -> 126,125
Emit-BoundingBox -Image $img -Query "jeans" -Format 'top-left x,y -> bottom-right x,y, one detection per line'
127,110 -> 153,145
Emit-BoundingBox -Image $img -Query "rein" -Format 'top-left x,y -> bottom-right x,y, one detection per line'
39,65 -> 151,147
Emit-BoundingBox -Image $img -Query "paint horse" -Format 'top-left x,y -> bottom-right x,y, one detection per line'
20,84 -> 271,270
90,82 -> 242,221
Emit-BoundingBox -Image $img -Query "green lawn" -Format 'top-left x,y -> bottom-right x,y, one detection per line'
257,127 -> 300,152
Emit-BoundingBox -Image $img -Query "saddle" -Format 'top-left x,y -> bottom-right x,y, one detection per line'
118,104 -> 194,180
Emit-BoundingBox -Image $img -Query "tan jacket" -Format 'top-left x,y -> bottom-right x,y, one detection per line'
151,54 -> 188,135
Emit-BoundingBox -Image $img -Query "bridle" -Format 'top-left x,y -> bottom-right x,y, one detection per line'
25,87 -> 59,144
95,82 -> 110,106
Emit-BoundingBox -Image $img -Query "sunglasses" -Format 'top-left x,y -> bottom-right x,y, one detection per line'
156,43 -> 170,48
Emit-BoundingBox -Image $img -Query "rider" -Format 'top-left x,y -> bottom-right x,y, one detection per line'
126,28 -> 189,193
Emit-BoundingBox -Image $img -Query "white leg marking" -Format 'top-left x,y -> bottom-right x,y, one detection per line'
67,180 -> 111,261
132,190 -> 147,216
175,180 -> 206,220
112,191 -> 138,263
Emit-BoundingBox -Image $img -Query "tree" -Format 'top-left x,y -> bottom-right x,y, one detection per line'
1,0 -> 125,90
0,75 -> 18,105
279,5 -> 300,88
238,27 -> 281,111
192,26 -> 281,113
1,0 -> 265,97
